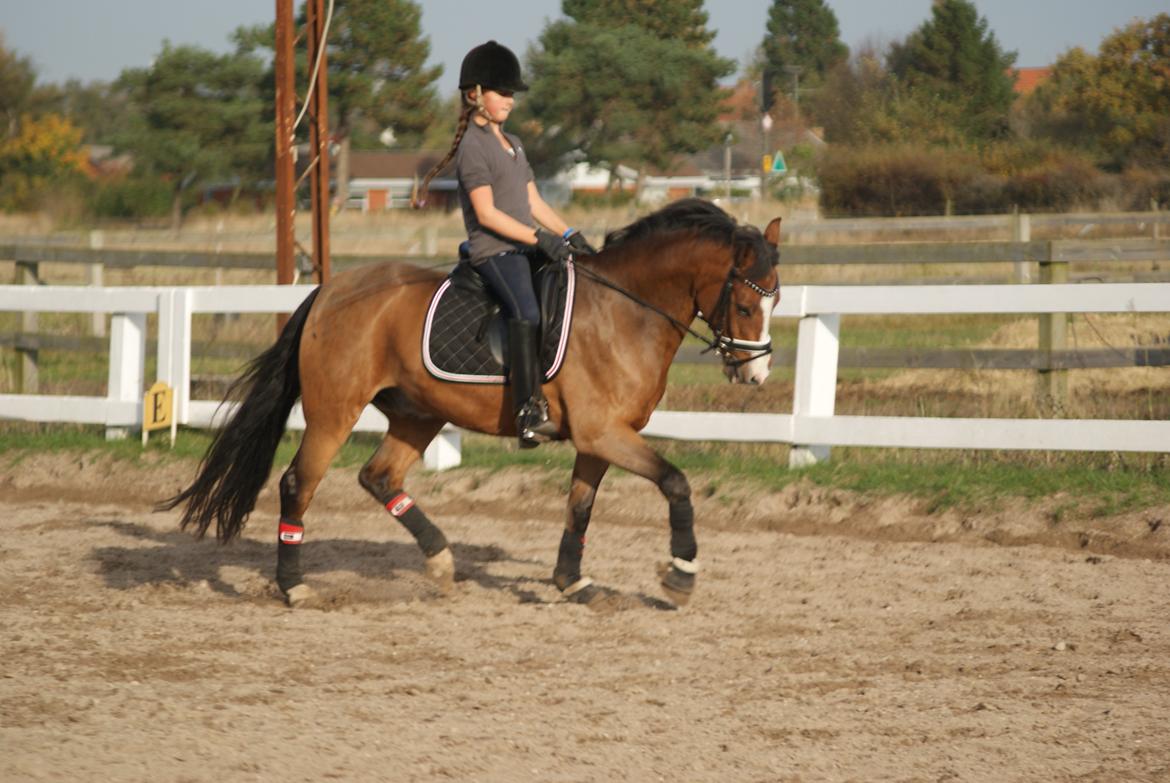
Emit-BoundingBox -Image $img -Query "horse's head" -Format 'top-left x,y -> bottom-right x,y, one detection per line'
598,199 -> 781,384
702,217 -> 781,385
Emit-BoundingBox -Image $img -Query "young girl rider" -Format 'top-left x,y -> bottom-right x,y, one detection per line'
415,40 -> 595,448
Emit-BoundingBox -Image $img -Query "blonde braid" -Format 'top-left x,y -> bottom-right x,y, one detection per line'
412,97 -> 475,209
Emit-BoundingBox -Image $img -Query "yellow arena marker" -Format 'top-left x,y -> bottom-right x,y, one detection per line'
142,381 -> 175,448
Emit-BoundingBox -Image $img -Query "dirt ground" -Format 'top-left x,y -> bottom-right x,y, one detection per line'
2,453 -> 1168,782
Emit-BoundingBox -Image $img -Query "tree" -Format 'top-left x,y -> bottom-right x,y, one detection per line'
524,0 -> 734,183
0,31 -> 37,139
810,44 -> 967,147
888,0 -> 1016,141
761,0 -> 848,112
0,113 -> 88,211
235,0 -> 441,149
1027,14 -> 1170,168
34,79 -> 137,146
562,0 -> 716,47
116,43 -> 271,226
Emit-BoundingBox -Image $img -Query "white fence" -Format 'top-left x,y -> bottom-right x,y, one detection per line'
2,282 -> 1169,469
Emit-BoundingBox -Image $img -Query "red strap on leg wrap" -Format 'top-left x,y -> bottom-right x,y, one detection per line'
278,518 -> 304,544
387,493 -> 415,518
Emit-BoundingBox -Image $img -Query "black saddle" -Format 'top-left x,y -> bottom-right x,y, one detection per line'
421,250 -> 577,385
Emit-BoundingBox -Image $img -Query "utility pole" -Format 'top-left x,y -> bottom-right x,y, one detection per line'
274,0 -> 296,297
723,132 -> 733,200
306,0 -> 332,285
783,64 -> 803,113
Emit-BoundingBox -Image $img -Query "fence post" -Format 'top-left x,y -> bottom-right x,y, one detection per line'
106,312 -> 147,440
157,288 -> 193,425
14,259 -> 39,393
423,427 -> 462,471
87,231 -> 106,337
1012,210 -> 1032,283
1037,241 -> 1068,413
424,225 -> 438,257
789,313 -> 840,468
1153,199 -> 1161,272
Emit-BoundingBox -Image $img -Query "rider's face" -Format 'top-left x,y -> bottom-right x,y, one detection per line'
476,88 -> 515,123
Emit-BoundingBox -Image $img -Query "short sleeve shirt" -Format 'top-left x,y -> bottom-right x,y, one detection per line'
456,121 -> 536,262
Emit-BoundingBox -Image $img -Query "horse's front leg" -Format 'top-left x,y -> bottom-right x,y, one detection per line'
554,453 -> 610,603
574,428 -> 698,607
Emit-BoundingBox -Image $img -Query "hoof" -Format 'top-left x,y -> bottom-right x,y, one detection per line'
657,558 -> 698,607
284,583 -> 318,609
425,548 -> 456,595
561,576 -> 597,604
561,577 -> 626,614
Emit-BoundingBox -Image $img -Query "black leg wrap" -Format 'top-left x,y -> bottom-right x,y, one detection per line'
668,499 -> 697,562
553,529 -> 586,591
386,490 -> 448,557
276,518 -> 304,594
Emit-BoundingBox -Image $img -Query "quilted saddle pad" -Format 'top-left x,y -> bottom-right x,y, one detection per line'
422,259 -> 576,384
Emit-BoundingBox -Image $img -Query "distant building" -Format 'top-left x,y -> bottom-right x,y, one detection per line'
346,150 -> 457,211
1012,67 -> 1053,96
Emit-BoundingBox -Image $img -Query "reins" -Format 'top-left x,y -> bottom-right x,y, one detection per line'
572,256 -> 777,370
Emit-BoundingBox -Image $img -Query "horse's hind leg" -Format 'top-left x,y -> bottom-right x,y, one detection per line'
277,421 -> 353,606
554,453 -> 609,603
357,415 -> 454,594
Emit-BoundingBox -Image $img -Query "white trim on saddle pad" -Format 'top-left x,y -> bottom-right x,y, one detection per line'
421,259 -> 576,384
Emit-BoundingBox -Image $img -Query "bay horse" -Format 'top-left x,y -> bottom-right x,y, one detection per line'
160,198 -> 780,608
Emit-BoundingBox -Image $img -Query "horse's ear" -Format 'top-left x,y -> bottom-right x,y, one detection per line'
764,217 -> 782,247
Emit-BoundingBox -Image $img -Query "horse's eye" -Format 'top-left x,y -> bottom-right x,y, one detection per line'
735,305 -> 752,317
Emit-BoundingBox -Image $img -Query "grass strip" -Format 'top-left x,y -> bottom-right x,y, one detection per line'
2,425 -> 1166,519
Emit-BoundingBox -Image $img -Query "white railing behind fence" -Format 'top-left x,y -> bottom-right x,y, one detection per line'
2,282 -> 1169,469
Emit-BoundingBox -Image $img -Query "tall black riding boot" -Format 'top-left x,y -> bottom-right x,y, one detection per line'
508,319 -> 558,448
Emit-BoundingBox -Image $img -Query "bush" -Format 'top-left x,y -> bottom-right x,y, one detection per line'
87,176 -> 173,219
569,189 -> 636,209
1119,168 -> 1170,211
819,145 -> 982,216
819,143 -> 1152,216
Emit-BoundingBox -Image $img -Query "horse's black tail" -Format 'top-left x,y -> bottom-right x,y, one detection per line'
157,288 -> 321,543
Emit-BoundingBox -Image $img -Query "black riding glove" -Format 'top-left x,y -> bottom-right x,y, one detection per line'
534,228 -> 572,264
565,229 -> 598,255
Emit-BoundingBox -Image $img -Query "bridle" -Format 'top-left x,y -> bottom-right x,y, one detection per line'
701,262 -> 779,369
572,256 -> 779,371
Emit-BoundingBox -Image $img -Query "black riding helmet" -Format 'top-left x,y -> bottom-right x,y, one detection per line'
458,40 -> 529,93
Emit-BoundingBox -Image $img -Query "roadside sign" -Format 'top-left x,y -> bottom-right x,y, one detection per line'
762,154 -> 773,172
772,152 -> 788,174
142,381 -> 175,447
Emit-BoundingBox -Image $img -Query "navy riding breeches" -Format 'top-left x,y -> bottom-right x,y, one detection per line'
473,252 -> 540,325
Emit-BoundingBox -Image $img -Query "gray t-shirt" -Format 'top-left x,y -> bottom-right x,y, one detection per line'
456,121 -> 536,262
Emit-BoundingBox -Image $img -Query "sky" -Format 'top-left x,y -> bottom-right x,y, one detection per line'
1,0 -> 1165,92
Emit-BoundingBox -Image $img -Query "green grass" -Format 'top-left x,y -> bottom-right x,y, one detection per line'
2,425 -> 1167,519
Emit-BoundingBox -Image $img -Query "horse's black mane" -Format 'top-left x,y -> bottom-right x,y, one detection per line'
603,198 -> 777,279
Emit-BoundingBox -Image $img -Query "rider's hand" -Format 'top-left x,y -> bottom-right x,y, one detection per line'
565,229 -> 598,255
534,228 -> 572,264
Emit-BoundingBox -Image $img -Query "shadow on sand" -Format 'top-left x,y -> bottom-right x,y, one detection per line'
86,518 -> 673,611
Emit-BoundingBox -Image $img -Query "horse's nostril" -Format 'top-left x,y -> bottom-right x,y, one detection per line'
749,377 -> 760,385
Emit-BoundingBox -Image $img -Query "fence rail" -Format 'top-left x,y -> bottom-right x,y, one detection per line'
3,281 -> 1169,469
4,239 -> 1167,269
